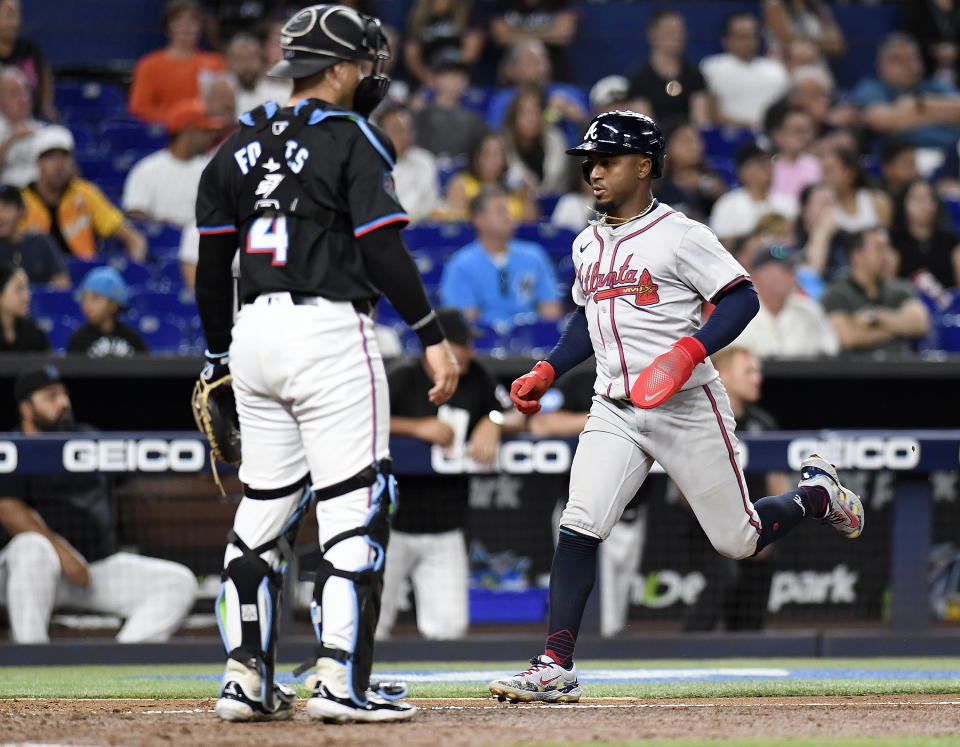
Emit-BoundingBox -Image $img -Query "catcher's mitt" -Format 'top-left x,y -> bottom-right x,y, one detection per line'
191,372 -> 242,467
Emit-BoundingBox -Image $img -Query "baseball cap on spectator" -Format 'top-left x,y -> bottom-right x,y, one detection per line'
751,243 -> 798,270
589,75 -> 629,112
0,184 -> 24,209
436,307 -> 482,345
76,266 -> 130,308
14,364 -> 63,403
735,141 -> 771,169
166,98 -> 225,136
429,48 -> 469,74
33,125 -> 74,159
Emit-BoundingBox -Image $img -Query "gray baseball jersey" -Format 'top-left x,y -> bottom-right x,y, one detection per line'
563,202 -> 762,559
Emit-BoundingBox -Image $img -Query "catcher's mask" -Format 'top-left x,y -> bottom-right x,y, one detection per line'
567,109 -> 665,182
268,4 -> 391,115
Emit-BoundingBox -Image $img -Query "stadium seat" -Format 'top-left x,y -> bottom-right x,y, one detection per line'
137,315 -> 187,353
504,318 -> 562,357
150,257 -> 184,292
35,314 -> 80,352
404,222 -> 475,249
700,126 -> 756,163
66,258 -> 106,287
31,288 -> 79,318
98,120 -> 167,154
55,79 -> 127,122
514,223 -> 578,258
128,290 -> 196,320
134,221 -> 183,259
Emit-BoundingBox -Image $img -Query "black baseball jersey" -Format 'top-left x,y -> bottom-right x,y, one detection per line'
196,100 -> 409,304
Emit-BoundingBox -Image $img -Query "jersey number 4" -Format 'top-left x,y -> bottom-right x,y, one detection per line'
247,215 -> 289,265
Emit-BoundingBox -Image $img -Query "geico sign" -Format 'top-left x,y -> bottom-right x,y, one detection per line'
431,440 -> 571,474
63,439 -> 206,472
787,438 -> 919,471
0,441 -> 17,473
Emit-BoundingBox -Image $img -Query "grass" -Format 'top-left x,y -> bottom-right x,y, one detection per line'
0,658 -> 958,700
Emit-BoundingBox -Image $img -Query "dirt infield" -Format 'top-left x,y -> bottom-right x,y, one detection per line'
2,694 -> 959,746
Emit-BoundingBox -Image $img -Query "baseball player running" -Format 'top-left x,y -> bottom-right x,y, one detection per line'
194,4 -> 459,723
488,110 -> 864,703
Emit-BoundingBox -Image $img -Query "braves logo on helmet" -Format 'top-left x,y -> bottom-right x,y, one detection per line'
567,110 -> 665,179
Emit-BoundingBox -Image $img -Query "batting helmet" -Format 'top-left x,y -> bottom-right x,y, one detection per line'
566,110 -> 665,179
267,4 -> 390,79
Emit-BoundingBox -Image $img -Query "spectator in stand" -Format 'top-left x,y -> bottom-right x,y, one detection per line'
201,73 -> 237,131
821,147 -> 892,233
0,366 -> 197,643
822,227 -> 931,355
891,178 -> 960,289
762,0 -> 845,59
404,0 -> 484,88
851,33 -> 960,155
223,32 -> 290,115
626,9 -> 710,127
376,308 -> 506,641
0,0 -> 53,121
501,86 -> 571,197
377,105 -> 440,224
795,182 -> 848,285
654,119 -> 726,223
439,185 -> 561,327
20,127 -> 147,261
766,102 -> 821,201
67,267 -> 148,358
437,131 -> 538,222
0,66 -> 42,188
708,142 -> 798,248
900,0 -> 960,86
0,261 -> 47,352
700,12 -> 790,130
879,141 -> 920,200
733,243 -> 838,358
485,39 -> 588,133
682,345 -> 786,632
412,49 -> 488,163
589,75 -> 630,116
550,169 -> 594,233
123,99 -> 223,228
201,0 -> 286,52
782,37 -> 823,73
0,185 -> 66,286
128,0 -> 226,124
489,0 -> 577,83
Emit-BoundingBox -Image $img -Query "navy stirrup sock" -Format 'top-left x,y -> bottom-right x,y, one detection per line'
544,527 -> 601,668
754,486 -> 829,553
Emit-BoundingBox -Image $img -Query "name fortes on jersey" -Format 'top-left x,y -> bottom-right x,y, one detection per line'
578,254 -> 660,305
234,134 -> 309,175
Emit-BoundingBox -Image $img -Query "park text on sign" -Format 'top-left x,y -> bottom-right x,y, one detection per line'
787,438 -> 920,471
62,439 -> 206,472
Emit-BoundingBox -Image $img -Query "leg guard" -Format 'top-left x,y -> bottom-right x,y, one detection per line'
216,485 -> 312,712
295,459 -> 396,707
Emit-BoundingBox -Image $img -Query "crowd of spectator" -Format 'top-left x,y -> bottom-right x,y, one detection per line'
0,0 -> 958,359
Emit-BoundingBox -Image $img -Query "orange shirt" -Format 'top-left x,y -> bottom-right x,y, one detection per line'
20,178 -> 125,259
128,49 -> 226,123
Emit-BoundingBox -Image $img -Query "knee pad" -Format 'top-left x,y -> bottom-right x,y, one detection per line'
295,459 -> 396,706
216,484 -> 312,709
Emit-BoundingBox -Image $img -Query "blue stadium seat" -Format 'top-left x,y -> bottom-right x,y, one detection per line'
700,126 -> 756,163
150,257 -> 184,292
706,156 -> 738,188
31,288 -> 79,318
66,258 -> 106,287
504,318 -> 562,357
112,258 -> 152,288
935,293 -> 960,352
411,250 -> 445,287
404,222 -> 475,249
944,199 -> 960,233
128,290 -> 196,320
137,315 -> 187,353
35,314 -> 80,352
134,221 -> 182,259
98,120 -> 167,154
55,80 -> 127,122
514,223 -> 578,258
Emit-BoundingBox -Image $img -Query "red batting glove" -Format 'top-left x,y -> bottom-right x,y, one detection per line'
630,336 -> 706,409
510,361 -> 556,415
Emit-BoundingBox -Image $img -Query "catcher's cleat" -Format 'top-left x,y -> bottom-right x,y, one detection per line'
215,679 -> 296,722
799,454 -> 864,539
305,683 -> 417,723
488,655 -> 582,703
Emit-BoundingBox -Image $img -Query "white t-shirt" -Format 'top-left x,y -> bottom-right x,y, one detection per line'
122,149 -> 210,227
733,292 -> 839,358
708,187 -> 798,241
392,146 -> 440,224
551,192 -> 592,233
233,76 -> 293,117
572,202 -> 748,399
700,53 -> 790,129
0,117 -> 42,187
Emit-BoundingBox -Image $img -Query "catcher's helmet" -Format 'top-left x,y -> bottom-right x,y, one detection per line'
267,4 -> 390,79
566,110 -> 665,179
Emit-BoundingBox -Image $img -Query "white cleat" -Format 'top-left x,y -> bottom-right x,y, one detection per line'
306,683 -> 417,723
799,454 -> 865,539
488,654 -> 582,703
